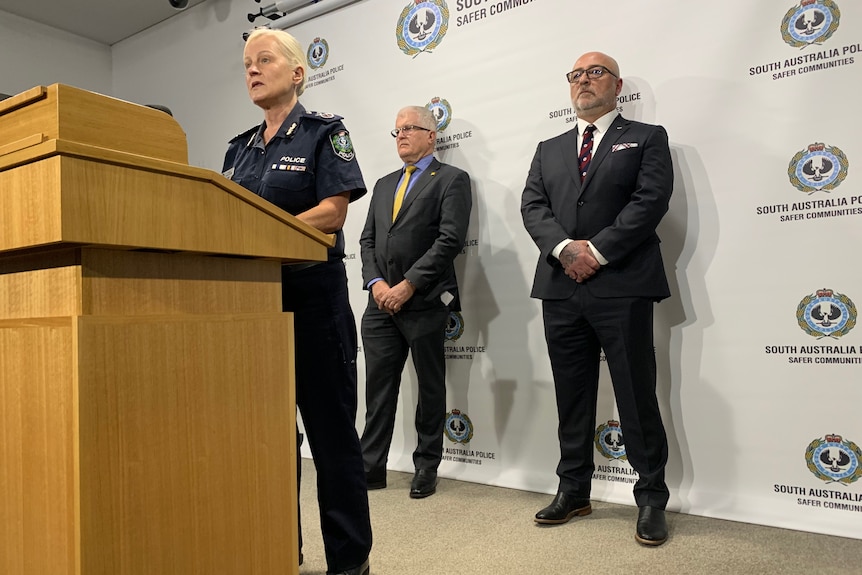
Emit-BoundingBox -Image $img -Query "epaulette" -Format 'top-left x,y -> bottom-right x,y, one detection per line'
303,111 -> 344,123
228,125 -> 259,145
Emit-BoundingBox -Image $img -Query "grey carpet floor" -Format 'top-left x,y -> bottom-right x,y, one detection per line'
298,459 -> 862,574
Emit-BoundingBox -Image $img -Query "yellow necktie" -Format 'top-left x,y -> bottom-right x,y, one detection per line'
392,165 -> 416,222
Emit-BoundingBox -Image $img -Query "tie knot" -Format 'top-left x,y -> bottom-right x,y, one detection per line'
584,124 -> 596,135
405,165 -> 416,175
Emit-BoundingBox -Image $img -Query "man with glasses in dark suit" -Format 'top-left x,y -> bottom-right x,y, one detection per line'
359,105 -> 472,499
521,51 -> 673,546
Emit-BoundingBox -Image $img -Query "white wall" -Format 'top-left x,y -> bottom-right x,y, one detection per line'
110,0 -> 257,172
0,9 -> 111,97
5,0 -> 861,540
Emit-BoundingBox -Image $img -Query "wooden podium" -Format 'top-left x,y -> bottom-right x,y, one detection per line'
0,85 -> 331,575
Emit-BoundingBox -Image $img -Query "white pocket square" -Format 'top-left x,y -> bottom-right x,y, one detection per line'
611,143 -> 638,152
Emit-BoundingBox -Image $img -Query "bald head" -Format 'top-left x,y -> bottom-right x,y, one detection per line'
569,51 -> 623,123
574,52 -> 620,77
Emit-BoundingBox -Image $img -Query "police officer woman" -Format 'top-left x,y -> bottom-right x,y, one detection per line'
222,28 -> 371,575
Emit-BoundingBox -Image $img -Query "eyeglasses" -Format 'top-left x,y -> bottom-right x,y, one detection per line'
566,65 -> 618,84
391,125 -> 431,138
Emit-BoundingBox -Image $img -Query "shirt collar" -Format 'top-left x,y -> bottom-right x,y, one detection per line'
577,110 -> 618,136
248,102 -> 307,149
404,153 -> 435,173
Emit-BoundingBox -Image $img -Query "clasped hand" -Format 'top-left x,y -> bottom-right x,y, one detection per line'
560,240 -> 600,283
372,280 -> 416,315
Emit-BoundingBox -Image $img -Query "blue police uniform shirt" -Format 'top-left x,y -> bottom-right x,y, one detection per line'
222,102 -> 366,262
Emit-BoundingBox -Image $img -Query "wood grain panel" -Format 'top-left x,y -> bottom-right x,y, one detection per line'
57,156 -> 328,261
77,314 -> 298,575
0,318 -> 77,575
80,249 -> 282,316
0,158 -> 63,251
0,265 -> 81,319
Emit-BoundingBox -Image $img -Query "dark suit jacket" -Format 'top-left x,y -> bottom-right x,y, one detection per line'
521,115 -> 673,301
360,157 -> 472,311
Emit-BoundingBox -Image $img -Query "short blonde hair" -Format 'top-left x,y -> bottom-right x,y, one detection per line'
245,28 -> 307,97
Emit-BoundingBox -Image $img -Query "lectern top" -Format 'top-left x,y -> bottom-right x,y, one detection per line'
0,84 -> 188,164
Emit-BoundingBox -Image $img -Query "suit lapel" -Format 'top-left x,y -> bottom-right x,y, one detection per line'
581,115 -> 630,190
560,128 -> 583,192
382,170 -> 403,225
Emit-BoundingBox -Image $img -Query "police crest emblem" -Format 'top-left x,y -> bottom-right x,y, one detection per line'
796,288 -> 857,339
594,420 -> 628,461
445,409 -> 474,444
426,97 -> 452,132
330,130 -> 355,161
445,311 -> 464,341
781,0 -> 841,48
805,434 -> 862,485
787,142 -> 849,193
307,37 -> 329,70
396,0 -> 450,57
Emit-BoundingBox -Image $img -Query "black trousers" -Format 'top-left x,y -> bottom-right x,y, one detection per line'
542,289 -> 669,509
360,301 -> 449,472
283,261 -> 372,571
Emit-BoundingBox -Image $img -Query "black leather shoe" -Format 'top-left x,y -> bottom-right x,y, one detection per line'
635,505 -> 668,546
327,557 -> 370,575
409,469 -> 438,499
366,468 -> 386,490
534,491 -> 592,524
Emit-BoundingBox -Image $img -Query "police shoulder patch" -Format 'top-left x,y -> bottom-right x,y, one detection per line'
330,130 -> 355,161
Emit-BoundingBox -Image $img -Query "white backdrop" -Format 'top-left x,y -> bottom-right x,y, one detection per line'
105,0 -> 861,539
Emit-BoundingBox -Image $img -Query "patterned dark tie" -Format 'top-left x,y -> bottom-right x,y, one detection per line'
578,124 -> 596,182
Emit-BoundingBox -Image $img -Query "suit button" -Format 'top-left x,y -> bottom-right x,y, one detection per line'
577,201 -> 584,206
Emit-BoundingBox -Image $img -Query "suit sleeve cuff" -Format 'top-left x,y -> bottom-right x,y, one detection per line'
552,239 -> 572,260
367,277 -> 383,290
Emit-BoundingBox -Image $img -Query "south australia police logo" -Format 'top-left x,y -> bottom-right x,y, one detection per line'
445,311 -> 464,341
307,37 -> 329,70
396,0 -> 449,57
594,420 -> 627,461
330,130 -> 355,161
426,97 -> 452,132
445,409 -> 474,444
787,142 -> 849,193
797,288 -> 857,338
805,434 -> 861,485
781,0 -> 841,48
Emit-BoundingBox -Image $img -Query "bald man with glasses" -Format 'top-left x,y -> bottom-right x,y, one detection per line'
359,105 -> 472,499
521,51 -> 674,545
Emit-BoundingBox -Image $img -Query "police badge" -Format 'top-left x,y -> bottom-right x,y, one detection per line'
444,409 -> 474,444
796,288 -> 857,339
781,0 -> 841,48
426,97 -> 452,132
787,142 -> 849,193
594,420 -> 628,461
805,434 -> 862,485
445,311 -> 464,341
396,0 -> 450,57
330,130 -> 355,161
307,37 -> 330,70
